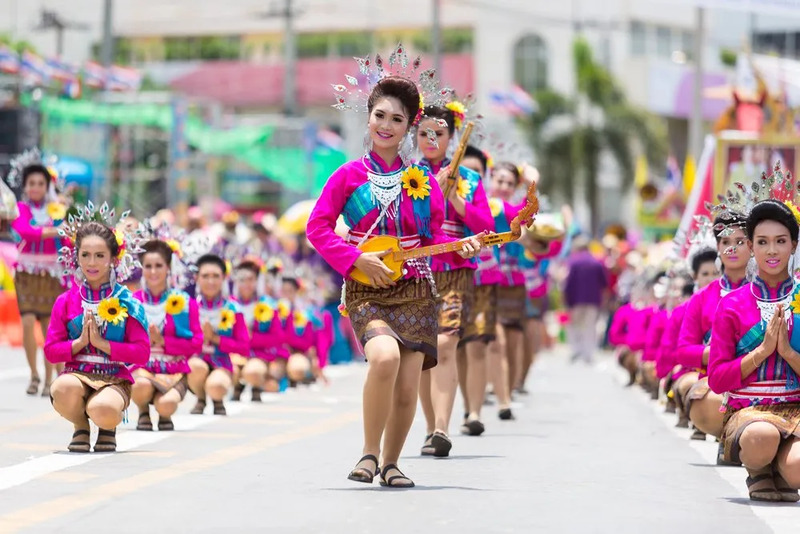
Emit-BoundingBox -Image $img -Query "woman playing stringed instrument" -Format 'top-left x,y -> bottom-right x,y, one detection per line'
307,48 -> 483,488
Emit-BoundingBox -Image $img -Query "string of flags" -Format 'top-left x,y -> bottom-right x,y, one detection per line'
0,45 -> 142,95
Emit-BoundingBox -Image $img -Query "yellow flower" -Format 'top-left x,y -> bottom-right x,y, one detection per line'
791,292 -> 800,314
402,166 -> 431,201
456,177 -> 472,199
254,302 -> 274,323
277,299 -> 291,320
785,201 -> 800,225
219,308 -> 236,331
114,229 -> 125,259
445,101 -> 466,129
165,293 -> 186,315
98,298 -> 128,326
47,202 -> 67,221
418,94 -> 425,111
488,198 -> 504,218
294,311 -> 308,330
166,239 -> 182,257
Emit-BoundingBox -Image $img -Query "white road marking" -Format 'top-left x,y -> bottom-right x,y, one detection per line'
0,403 -> 247,493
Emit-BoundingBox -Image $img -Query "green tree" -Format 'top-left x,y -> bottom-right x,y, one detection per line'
523,37 -> 667,232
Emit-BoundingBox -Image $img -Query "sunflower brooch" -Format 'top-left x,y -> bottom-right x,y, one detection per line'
254,302 -> 274,323
219,309 -> 236,330
401,166 -> 431,201
277,299 -> 291,321
791,292 -> 800,315
456,177 -> 472,199
98,297 -> 128,326
47,202 -> 67,221
294,311 -> 309,330
165,293 -> 186,315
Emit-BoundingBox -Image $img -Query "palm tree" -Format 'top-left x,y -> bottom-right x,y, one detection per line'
523,37 -> 667,233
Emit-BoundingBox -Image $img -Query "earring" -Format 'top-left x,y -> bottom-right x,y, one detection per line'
363,130 -> 373,156
74,267 -> 85,284
790,254 -> 796,276
714,256 -> 722,273
109,265 -> 117,287
399,132 -> 414,166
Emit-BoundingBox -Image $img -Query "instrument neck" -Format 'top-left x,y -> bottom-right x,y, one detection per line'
394,231 -> 518,261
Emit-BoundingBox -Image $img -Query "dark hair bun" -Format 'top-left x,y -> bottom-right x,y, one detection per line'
746,199 -> 800,242
367,76 -> 420,125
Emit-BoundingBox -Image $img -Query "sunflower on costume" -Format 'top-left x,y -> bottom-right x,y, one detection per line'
254,302 -> 274,323
47,202 -> 67,221
488,198 -> 503,218
456,177 -> 472,199
277,299 -> 291,321
785,201 -> 800,225
791,292 -> 800,315
219,309 -> 236,331
294,311 -> 308,330
165,293 -> 186,315
98,297 -> 128,326
402,166 -> 431,201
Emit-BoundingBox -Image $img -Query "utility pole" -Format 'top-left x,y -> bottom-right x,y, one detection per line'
100,0 -> 114,68
33,9 -> 90,57
284,0 -> 297,116
688,7 -> 705,161
432,0 -> 442,75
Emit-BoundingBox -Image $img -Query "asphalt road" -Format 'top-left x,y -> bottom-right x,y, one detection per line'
0,346 -> 795,534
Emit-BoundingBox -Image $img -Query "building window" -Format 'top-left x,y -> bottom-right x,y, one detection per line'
656,26 -> 672,58
630,21 -> 647,56
513,34 -> 548,93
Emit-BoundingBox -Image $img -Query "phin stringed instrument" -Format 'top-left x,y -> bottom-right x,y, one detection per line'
441,122 -> 475,199
350,182 -> 539,286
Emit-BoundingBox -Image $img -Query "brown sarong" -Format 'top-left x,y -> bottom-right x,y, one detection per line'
14,271 -> 63,319
722,402 -> 800,464
461,284 -> 498,346
497,285 -> 526,329
133,369 -> 189,399
67,371 -> 133,409
684,376 -> 711,416
345,278 -> 438,370
433,269 -> 474,338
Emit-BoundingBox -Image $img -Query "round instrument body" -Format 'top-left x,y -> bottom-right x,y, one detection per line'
350,235 -> 406,286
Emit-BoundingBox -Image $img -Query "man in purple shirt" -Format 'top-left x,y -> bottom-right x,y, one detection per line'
563,236 -> 609,363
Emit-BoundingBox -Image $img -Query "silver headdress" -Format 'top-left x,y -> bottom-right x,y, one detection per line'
57,201 -> 147,283
5,148 -> 66,196
141,219 -> 193,289
681,215 -> 718,269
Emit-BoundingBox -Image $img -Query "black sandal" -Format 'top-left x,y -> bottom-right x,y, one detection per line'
464,418 -> 485,436
690,429 -> 707,441
773,471 -> 800,502
94,429 -> 117,453
347,454 -> 379,484
431,431 -> 452,458
137,413 -> 153,431
251,387 -> 262,402
379,464 -> 415,488
212,400 -> 227,416
26,376 -> 40,396
420,434 -> 435,456
67,429 -> 91,453
498,408 -> 515,421
231,383 -> 245,402
157,416 -> 174,431
190,399 -> 206,415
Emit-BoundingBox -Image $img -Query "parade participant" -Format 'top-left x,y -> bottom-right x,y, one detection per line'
668,248 -> 719,427
7,151 -> 67,397
44,214 -> 149,453
187,254 -> 250,416
230,259 -> 263,401
456,145 -> 497,435
609,296 -> 637,386
678,213 -> 750,443
642,274 -> 669,398
242,274 -> 290,395
626,276 -> 658,388
709,194 -> 800,502
416,104 -> 493,456
131,240 -> 203,430
281,275 -> 325,385
656,277 -> 696,412
308,47 -> 483,487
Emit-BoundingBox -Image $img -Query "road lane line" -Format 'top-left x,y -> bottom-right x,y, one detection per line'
0,410 -> 359,533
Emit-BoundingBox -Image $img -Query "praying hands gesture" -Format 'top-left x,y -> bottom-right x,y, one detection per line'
87,313 -> 111,354
149,324 -> 164,348
776,306 -> 797,360
202,321 -> 219,347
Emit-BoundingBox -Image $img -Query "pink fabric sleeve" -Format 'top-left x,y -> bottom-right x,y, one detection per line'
315,311 -> 334,369
11,203 -> 44,242
44,293 -> 75,364
306,166 -> 362,277
708,296 -> 754,394
218,312 -> 251,356
657,308 -> 684,378
163,299 -> 204,357
108,317 -> 150,365
462,180 -> 494,235
643,313 -> 665,362
676,293 -> 706,369
608,306 -> 629,347
424,171 -> 461,265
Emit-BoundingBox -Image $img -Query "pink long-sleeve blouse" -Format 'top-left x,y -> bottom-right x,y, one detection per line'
420,158 -> 494,272
709,277 -> 800,411
627,306 -> 655,352
609,303 -> 633,347
306,152 -> 458,280
11,200 -> 62,276
133,289 -> 203,374
197,296 -> 250,372
44,284 -> 150,383
643,308 -> 668,363
247,297 -> 290,362
657,302 -> 688,379
676,276 -> 743,373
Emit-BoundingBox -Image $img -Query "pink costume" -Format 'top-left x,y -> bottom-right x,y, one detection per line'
709,277 -> 800,410
643,308 -> 668,363
133,289 -> 202,375
609,303 -> 633,348
419,158 -> 494,272
627,306 -> 654,353
248,296 -> 290,362
657,302 -> 688,380
196,296 -> 250,373
44,284 -> 149,383
11,200 -> 61,275
307,152 -> 459,280
677,276 -> 743,375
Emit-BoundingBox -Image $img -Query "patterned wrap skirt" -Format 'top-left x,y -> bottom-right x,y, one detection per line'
684,375 -> 713,416
345,278 -> 438,370
722,402 -> 800,464
461,284 -> 498,346
57,371 -> 133,409
15,271 -> 63,319
133,369 -> 189,399
496,285 -> 526,329
433,269 -> 474,338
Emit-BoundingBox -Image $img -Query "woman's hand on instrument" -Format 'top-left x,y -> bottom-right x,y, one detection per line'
354,250 -> 396,288
435,165 -> 452,190
457,233 -> 484,259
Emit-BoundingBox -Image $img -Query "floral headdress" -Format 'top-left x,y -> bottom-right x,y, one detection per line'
140,219 -> 193,289
678,215 -> 718,271
4,148 -> 67,202
331,42 -> 454,159
443,92 -> 483,154
57,201 -> 147,283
